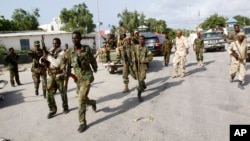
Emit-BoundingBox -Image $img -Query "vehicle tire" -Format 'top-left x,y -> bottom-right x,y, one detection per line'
203,49 -> 207,53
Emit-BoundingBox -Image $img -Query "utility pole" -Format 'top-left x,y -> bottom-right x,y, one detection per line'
97,0 -> 101,49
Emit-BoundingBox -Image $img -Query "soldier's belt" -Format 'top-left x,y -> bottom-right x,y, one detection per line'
48,69 -> 63,74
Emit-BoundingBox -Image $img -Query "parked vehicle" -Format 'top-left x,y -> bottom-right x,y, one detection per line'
201,31 -> 226,52
142,32 -> 162,56
243,26 -> 250,62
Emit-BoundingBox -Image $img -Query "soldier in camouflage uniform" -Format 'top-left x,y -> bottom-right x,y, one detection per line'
130,30 -> 139,45
193,32 -> 204,66
41,38 -> 69,119
172,30 -> 189,78
28,40 -> 47,97
132,35 -> 153,102
4,47 -> 22,87
62,31 -> 98,133
162,33 -> 173,67
121,36 -> 136,93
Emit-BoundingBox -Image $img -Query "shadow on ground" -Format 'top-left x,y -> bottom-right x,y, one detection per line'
87,76 -> 183,131
0,89 -> 25,108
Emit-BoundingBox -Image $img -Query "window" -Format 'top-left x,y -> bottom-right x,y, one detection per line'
20,39 -> 30,50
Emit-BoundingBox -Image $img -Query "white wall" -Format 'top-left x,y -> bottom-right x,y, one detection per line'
0,33 -> 101,51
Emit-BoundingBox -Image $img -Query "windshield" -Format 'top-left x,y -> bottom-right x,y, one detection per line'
201,32 -> 222,38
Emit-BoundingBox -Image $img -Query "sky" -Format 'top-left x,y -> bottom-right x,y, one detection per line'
0,0 -> 250,31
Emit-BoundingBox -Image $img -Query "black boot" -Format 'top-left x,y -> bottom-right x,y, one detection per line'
230,75 -> 235,82
137,90 -> 143,102
35,89 -> 39,96
10,80 -> 15,87
43,89 -> 46,98
238,81 -> 244,90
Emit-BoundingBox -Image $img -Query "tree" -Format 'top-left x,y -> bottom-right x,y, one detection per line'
234,15 -> 250,26
200,13 -> 226,29
117,9 -> 168,33
0,16 -> 16,31
146,18 -> 167,33
117,8 -> 142,31
59,3 -> 96,34
11,8 -> 40,30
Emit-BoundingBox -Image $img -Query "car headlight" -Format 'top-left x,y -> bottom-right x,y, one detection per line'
204,41 -> 208,44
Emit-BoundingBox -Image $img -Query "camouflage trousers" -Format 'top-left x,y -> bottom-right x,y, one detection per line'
163,51 -> 171,64
46,74 -> 68,112
122,64 -> 136,84
9,69 -> 21,86
32,72 -> 47,91
230,59 -> 246,82
172,53 -> 186,76
195,48 -> 203,62
77,79 -> 96,125
134,66 -> 147,92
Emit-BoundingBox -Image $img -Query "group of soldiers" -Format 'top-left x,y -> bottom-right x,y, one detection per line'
2,23 -> 247,133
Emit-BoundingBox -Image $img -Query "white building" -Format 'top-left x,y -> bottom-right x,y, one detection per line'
0,31 -> 100,51
38,17 -> 63,32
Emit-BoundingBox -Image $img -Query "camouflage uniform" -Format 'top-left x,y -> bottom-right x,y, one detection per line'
45,45 -> 69,117
62,45 -> 98,127
28,40 -> 47,96
193,37 -> 204,65
132,44 -> 153,101
121,37 -> 136,92
162,38 -> 173,66
172,36 -> 189,78
4,48 -> 21,86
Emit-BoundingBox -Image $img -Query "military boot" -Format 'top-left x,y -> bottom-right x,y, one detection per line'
43,89 -> 46,98
10,80 -> 15,87
230,75 -> 235,82
142,81 -> 147,90
35,89 -> 39,96
137,90 -> 143,102
238,81 -> 244,90
122,84 -> 129,93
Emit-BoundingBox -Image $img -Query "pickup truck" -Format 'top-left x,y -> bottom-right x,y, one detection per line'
201,31 -> 226,52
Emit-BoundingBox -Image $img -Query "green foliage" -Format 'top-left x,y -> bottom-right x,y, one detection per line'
200,13 -> 226,29
116,9 -> 168,33
11,8 -> 40,30
0,16 -> 16,31
117,8 -> 142,31
0,41 -> 7,55
59,3 -> 96,34
0,8 -> 40,31
233,15 -> 250,26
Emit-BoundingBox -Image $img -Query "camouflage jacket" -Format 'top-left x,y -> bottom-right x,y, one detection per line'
162,39 -> 173,52
28,48 -> 45,69
62,45 -> 98,82
193,37 -> 204,50
4,52 -> 19,70
132,45 -> 153,71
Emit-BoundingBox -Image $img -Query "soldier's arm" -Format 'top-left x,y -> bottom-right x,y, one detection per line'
89,48 -> 98,72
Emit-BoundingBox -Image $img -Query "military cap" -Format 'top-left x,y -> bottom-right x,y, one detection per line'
34,40 -> 40,46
